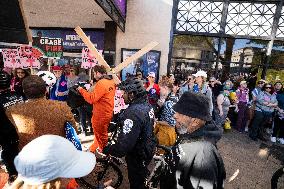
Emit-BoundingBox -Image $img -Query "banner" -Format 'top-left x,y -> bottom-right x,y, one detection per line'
33,37 -> 63,58
2,49 -> 21,69
17,46 -> 42,69
31,29 -> 104,50
81,47 -> 103,69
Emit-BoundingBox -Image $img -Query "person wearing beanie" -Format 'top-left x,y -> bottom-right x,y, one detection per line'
158,92 -> 225,189
0,70 -> 24,184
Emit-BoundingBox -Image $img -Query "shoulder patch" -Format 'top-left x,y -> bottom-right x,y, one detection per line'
123,119 -> 134,134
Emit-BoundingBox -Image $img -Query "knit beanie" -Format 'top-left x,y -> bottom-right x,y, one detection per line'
173,92 -> 211,121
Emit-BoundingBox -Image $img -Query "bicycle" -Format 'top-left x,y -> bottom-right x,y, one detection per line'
271,166 -> 284,189
75,122 -> 125,189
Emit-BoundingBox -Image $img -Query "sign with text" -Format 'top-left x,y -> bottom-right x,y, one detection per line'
1,49 -> 21,69
33,37 -> 63,58
17,46 -> 42,69
114,89 -> 127,114
81,47 -> 103,69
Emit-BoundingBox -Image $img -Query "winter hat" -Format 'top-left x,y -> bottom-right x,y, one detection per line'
148,72 -> 156,78
173,92 -> 211,121
14,135 -> 96,185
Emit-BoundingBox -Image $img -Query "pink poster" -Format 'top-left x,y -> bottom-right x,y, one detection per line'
1,49 -> 21,69
114,89 -> 128,114
17,46 -> 42,69
81,47 -> 103,69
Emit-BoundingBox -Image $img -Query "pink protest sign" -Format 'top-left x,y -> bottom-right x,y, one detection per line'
114,89 -> 128,114
17,46 -> 42,69
2,49 -> 21,69
81,47 -> 103,69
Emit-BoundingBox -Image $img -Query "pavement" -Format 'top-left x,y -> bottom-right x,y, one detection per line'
1,130 -> 283,188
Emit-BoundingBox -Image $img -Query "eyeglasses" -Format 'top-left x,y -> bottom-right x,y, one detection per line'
209,81 -> 214,83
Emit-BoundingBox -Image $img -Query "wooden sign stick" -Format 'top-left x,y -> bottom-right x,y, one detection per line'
112,41 -> 159,74
74,26 -> 121,84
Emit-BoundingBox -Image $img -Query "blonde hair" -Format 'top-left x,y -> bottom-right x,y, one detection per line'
159,77 -> 173,90
10,178 -> 62,189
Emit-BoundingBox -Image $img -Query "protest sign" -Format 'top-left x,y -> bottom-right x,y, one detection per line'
81,47 -> 103,69
1,49 -> 21,69
33,37 -> 63,58
17,45 -> 42,69
114,89 -> 128,114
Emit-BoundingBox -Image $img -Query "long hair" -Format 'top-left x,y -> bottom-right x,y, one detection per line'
262,83 -> 274,94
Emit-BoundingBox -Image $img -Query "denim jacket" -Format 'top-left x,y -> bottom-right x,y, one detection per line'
255,91 -> 278,113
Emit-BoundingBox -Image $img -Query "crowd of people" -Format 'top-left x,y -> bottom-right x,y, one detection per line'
0,64 -> 283,189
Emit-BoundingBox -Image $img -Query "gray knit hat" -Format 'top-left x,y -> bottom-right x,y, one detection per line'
173,92 -> 211,121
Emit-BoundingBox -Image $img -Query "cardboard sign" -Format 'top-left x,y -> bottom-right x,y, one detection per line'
114,89 -> 128,114
1,49 -> 21,69
81,47 -> 103,69
33,37 -> 63,58
17,45 -> 42,69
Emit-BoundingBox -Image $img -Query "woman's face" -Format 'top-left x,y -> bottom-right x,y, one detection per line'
195,76 -> 203,84
53,70 -> 62,78
169,75 -> 175,84
160,85 -> 170,96
265,85 -> 272,93
16,69 -> 26,79
148,76 -> 155,83
69,69 -> 75,76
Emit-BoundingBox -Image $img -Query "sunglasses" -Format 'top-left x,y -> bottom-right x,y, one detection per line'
17,72 -> 25,74
70,70 -> 75,72
258,82 -> 264,84
137,73 -> 142,76
209,81 -> 214,83
265,87 -> 272,89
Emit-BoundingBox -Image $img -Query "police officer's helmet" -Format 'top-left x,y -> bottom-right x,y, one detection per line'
0,70 -> 11,90
119,77 -> 146,98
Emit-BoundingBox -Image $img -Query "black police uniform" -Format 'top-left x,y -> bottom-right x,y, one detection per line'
0,90 -> 23,176
103,98 -> 156,189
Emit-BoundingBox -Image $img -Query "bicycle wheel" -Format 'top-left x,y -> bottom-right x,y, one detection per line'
271,166 -> 284,189
76,158 -> 123,189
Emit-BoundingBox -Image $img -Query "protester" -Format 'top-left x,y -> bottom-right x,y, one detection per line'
10,68 -> 29,99
192,70 -> 213,115
155,78 -> 178,149
249,83 -> 278,141
67,66 -> 79,88
50,66 -> 69,101
235,81 -> 249,132
179,74 -> 195,97
10,135 -> 97,189
274,81 -> 283,95
0,70 -> 24,183
167,73 -> 175,84
158,92 -> 225,189
6,75 -> 76,149
78,65 -> 115,152
215,83 -> 232,126
145,72 -> 160,114
103,77 -> 156,189
209,76 -> 223,100
271,87 -> 284,144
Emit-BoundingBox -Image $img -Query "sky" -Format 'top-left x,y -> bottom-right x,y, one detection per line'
219,39 -> 284,54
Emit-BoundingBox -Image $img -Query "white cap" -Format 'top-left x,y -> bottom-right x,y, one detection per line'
148,72 -> 156,78
14,135 -> 96,185
193,70 -> 207,78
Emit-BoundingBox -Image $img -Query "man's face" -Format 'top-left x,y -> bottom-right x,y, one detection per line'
94,71 -> 102,81
195,76 -> 203,84
136,72 -> 143,79
257,81 -> 265,88
275,83 -> 282,90
53,70 -> 62,78
148,76 -> 155,83
187,76 -> 194,84
174,112 -> 189,134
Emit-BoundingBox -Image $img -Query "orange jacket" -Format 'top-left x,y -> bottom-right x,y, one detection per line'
79,78 -> 115,119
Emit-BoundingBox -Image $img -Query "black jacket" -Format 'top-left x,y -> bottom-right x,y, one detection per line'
159,122 -> 226,189
0,90 -> 23,145
103,98 -> 156,161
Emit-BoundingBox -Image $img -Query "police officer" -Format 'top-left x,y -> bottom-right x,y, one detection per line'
103,77 -> 156,189
0,70 -> 24,183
